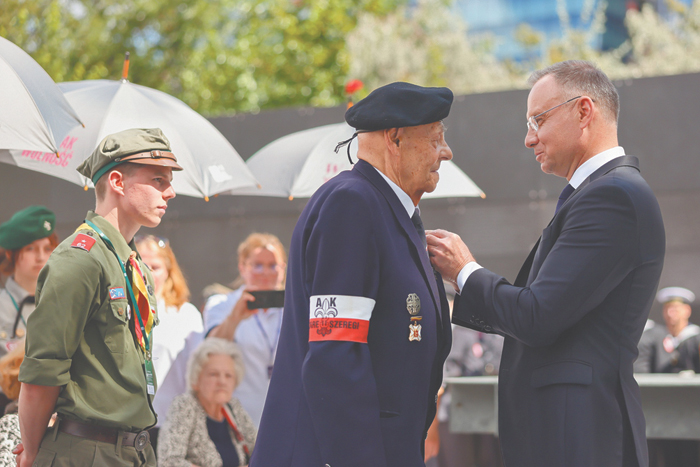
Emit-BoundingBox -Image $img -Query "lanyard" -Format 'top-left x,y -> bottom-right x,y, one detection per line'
221,405 -> 251,459
84,220 -> 151,356
7,292 -> 28,336
253,310 -> 282,366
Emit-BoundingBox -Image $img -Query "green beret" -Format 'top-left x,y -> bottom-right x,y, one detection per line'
77,128 -> 183,184
0,206 -> 56,250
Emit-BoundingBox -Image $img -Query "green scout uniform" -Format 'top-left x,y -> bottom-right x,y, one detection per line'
18,128 -> 181,467
19,212 -> 159,465
0,205 -> 56,359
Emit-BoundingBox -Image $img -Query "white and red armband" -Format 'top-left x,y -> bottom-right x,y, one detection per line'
309,295 -> 375,343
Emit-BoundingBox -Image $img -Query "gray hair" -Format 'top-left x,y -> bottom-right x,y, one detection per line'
186,337 -> 246,390
528,60 -> 619,125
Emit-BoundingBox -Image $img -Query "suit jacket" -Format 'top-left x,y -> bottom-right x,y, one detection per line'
250,160 -> 452,467
452,156 -> 665,467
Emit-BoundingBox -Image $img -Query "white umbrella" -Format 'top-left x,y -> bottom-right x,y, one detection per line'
230,123 -> 484,200
0,36 -> 83,154
1,76 -> 260,199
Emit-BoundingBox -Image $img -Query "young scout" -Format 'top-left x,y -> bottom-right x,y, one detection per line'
16,128 -> 182,467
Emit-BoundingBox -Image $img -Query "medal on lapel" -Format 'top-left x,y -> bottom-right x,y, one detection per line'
406,293 -> 420,315
407,293 -> 422,342
409,317 -> 422,342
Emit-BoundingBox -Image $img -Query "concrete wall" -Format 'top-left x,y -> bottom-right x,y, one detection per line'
1,72 -> 698,322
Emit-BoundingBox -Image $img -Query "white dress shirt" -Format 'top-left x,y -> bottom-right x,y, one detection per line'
374,167 -> 416,218
456,146 -> 626,292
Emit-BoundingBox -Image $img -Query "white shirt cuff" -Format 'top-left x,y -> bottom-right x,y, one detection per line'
456,262 -> 483,293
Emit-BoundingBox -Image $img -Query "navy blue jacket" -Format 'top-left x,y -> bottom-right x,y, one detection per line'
453,156 -> 665,467
250,160 -> 452,467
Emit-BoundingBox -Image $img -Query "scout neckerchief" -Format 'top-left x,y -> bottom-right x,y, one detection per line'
78,220 -> 156,395
222,404 -> 251,460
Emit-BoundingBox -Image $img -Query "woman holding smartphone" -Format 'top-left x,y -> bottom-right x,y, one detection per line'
203,233 -> 287,428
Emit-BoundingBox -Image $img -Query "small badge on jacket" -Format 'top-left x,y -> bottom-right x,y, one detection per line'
71,233 -> 96,252
109,287 -> 126,300
406,293 -> 421,315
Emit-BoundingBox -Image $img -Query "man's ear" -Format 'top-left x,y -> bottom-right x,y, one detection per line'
384,128 -> 401,155
578,96 -> 594,129
107,170 -> 126,197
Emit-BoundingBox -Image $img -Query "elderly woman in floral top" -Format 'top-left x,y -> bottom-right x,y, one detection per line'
158,338 -> 256,467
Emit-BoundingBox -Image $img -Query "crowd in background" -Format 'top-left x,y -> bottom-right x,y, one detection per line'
0,204 -> 698,466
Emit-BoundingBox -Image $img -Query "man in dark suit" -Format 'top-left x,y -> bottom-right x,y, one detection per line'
250,82 -> 453,467
427,60 -> 665,467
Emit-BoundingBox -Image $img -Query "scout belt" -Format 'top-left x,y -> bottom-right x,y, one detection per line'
59,419 -> 150,451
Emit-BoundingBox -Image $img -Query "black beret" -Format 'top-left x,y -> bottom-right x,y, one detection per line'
345,82 -> 453,131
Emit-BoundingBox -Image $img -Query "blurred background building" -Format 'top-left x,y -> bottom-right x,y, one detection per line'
453,0 -> 695,61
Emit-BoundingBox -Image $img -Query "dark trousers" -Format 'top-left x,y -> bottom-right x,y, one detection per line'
436,421 -> 503,467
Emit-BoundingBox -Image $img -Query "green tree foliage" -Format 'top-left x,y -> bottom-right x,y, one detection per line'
2,0 -> 700,115
346,0 -> 525,95
519,0 -> 700,80
346,0 -> 700,96
0,0 -> 403,115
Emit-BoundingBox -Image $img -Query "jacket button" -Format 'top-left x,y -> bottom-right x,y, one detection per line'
118,308 -> 124,316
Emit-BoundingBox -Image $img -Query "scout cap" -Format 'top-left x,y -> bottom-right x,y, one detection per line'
77,128 -> 183,184
656,287 -> 695,305
0,205 -> 55,250
345,82 -> 454,131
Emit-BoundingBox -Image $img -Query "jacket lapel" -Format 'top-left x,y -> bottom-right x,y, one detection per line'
545,155 -> 640,230
515,156 -> 640,286
354,160 -> 442,322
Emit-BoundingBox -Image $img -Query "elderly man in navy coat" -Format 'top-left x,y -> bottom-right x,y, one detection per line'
428,60 -> 665,467
250,83 -> 454,467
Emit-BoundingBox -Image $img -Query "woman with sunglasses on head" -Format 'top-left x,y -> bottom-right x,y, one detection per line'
203,233 -> 286,428
135,235 -> 203,450
0,206 -> 58,361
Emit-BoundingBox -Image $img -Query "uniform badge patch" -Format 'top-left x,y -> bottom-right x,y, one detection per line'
71,233 -> 96,252
109,287 -> 126,300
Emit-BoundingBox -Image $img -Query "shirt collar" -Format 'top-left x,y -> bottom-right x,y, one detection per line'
372,167 -> 416,218
569,146 -> 625,189
85,211 -> 136,261
5,276 -> 30,302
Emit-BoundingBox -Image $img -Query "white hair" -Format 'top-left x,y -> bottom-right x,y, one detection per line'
186,337 -> 245,390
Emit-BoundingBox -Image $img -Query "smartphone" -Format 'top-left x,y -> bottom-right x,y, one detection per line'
247,290 -> 285,309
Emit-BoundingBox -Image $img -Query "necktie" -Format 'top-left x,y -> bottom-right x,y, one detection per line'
555,184 -> 575,214
411,207 -> 427,250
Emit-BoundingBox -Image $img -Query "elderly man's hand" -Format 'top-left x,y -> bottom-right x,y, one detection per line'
426,229 -> 475,290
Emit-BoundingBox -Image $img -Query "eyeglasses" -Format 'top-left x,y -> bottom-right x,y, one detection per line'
134,235 -> 169,249
526,96 -> 582,133
246,262 -> 284,274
